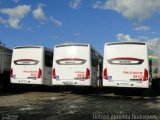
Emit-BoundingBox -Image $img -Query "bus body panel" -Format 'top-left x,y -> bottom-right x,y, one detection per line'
103,42 -> 149,88
52,44 -> 91,86
52,43 -> 102,87
11,46 -> 52,86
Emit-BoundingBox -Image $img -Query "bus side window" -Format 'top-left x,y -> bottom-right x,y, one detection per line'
45,51 -> 53,67
95,58 -> 98,67
91,50 -> 97,67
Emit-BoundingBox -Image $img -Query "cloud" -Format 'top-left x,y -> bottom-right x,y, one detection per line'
0,5 -> 31,19
0,5 -> 31,29
116,33 -> 138,42
32,4 -> 47,21
93,0 -> 160,22
147,38 -> 160,55
134,26 -> 150,32
69,0 -> 82,9
8,18 -> 21,29
50,17 -> 63,27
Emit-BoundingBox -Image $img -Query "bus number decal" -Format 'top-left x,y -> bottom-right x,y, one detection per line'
123,71 -> 143,79
23,70 -> 37,77
75,71 -> 85,79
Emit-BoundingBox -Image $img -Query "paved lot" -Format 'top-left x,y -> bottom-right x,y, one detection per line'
0,87 -> 160,120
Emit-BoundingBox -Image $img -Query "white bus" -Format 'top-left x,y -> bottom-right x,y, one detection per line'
103,42 -> 152,88
11,46 -> 53,86
0,46 -> 12,91
52,43 -> 103,87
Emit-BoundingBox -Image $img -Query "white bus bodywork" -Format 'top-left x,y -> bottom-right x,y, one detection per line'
11,46 -> 53,86
103,42 -> 150,88
52,43 -> 102,87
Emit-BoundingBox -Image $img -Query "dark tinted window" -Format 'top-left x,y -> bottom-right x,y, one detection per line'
45,51 -> 53,67
91,50 -> 98,67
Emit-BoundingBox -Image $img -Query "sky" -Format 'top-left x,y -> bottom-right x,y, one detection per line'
0,0 -> 160,54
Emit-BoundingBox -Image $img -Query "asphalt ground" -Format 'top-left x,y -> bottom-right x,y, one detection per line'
0,86 -> 160,120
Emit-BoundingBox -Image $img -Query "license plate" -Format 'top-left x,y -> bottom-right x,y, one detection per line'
19,80 -> 28,83
120,83 -> 129,85
65,81 -> 73,85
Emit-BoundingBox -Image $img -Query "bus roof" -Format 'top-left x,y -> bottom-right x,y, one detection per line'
106,42 -> 146,46
55,43 -> 89,48
14,46 -> 43,49
55,42 -> 102,57
14,46 -> 52,51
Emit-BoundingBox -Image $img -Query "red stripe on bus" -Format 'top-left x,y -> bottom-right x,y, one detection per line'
58,58 -> 85,61
14,59 -> 36,62
111,57 -> 143,61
